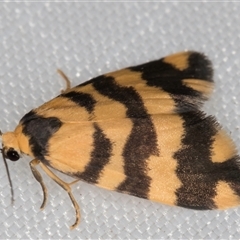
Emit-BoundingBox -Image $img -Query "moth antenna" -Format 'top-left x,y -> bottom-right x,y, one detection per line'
1,150 -> 14,204
57,69 -> 71,92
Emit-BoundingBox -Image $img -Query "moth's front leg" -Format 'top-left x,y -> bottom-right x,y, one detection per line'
29,159 -> 48,210
30,159 -> 81,229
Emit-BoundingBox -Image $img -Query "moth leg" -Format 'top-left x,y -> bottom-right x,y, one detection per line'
29,159 -> 48,210
38,162 -> 80,230
69,179 -> 80,186
57,69 -> 71,92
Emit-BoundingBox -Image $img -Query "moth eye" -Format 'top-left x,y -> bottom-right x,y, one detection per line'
6,149 -> 20,161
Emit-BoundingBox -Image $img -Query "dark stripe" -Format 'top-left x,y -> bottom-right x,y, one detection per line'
61,89 -> 112,183
77,123 -> 112,184
92,75 -> 158,199
174,112 -> 218,209
130,52 -> 213,112
217,156 -> 240,197
130,52 -> 213,85
61,91 -> 96,114
21,111 -> 62,165
175,114 -> 240,209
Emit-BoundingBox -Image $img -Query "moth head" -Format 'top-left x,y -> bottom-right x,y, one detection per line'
0,130 -> 21,203
1,131 -> 21,161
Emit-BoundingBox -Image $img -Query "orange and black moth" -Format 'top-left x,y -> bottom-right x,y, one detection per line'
1,51 -> 240,229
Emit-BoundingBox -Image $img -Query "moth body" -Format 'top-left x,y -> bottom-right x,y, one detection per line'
2,51 -> 240,229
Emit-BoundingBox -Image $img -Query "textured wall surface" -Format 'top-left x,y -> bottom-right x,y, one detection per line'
0,2 -> 240,239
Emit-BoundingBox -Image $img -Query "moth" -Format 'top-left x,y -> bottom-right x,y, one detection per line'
1,51 -> 240,229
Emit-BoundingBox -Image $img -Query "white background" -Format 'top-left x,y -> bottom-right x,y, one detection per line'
0,2 -> 240,239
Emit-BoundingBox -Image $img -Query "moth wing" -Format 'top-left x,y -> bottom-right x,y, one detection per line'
20,51 -> 240,209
